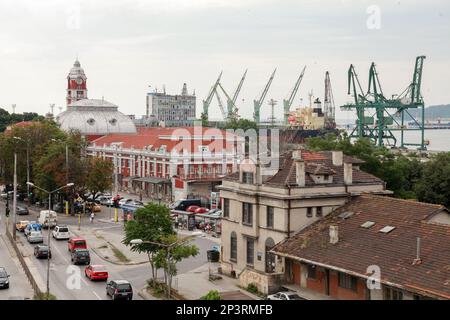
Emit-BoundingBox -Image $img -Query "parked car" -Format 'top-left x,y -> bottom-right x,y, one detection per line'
52,225 -> 70,240
34,245 -> 52,259
169,199 -> 201,211
194,207 -> 209,214
0,267 -> 10,289
186,205 -> 200,213
119,198 -> 133,206
38,210 -> 57,229
85,265 -> 108,281
98,196 -> 113,207
266,291 -> 304,300
68,238 -> 87,252
71,249 -> 91,265
27,231 -> 44,244
24,222 -> 41,236
106,280 -> 133,300
16,206 -> 29,215
16,220 -> 30,232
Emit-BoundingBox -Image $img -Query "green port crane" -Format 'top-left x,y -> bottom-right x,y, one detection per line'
202,71 -> 223,121
341,56 -> 427,149
214,87 -> 227,119
227,69 -> 247,119
254,68 -> 276,124
283,66 -> 306,124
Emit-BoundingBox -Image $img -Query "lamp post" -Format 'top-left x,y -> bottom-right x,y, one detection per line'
130,232 -> 201,299
27,181 -> 74,296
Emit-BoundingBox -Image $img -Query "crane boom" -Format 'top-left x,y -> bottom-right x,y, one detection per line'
324,71 -> 335,127
283,66 -> 306,124
411,55 -> 426,104
214,89 -> 227,119
232,69 -> 247,104
202,71 -> 223,119
253,68 -> 276,123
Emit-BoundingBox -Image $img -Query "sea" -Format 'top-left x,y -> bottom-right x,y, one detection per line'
342,129 -> 450,152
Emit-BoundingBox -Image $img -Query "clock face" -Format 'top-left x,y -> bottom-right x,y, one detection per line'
76,78 -> 83,85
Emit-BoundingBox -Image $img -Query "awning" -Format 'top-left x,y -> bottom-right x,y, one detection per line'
122,175 -> 140,182
134,176 -> 171,184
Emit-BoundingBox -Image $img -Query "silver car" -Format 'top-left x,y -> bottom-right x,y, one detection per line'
27,231 -> 44,244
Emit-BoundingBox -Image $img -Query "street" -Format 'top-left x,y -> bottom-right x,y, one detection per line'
0,199 -> 218,300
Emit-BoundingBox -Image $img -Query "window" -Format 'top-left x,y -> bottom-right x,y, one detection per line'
242,172 -> 254,184
307,265 -> 317,279
267,206 -> 274,228
384,287 -> 403,300
338,273 -> 358,291
316,207 -> 323,217
242,203 -> 253,225
306,207 -> 313,218
223,199 -> 230,218
230,232 -> 237,262
246,238 -> 254,265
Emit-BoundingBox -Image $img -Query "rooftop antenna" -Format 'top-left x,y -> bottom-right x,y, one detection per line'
163,84 -> 166,95
50,103 -> 55,114
12,104 -> 16,114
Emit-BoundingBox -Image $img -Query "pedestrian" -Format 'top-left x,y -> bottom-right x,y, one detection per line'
90,212 -> 95,223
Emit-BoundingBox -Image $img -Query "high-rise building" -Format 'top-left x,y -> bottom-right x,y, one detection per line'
146,83 -> 196,127
66,59 -> 88,106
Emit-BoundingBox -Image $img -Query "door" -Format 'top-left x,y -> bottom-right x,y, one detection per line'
292,261 -> 301,286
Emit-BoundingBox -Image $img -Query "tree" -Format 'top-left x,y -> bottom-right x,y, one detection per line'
85,157 -> 114,200
224,118 -> 258,131
122,203 -> 175,280
415,152 -> 450,208
154,234 -> 199,299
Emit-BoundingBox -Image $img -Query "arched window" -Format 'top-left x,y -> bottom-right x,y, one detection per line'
230,232 -> 237,262
265,237 -> 276,273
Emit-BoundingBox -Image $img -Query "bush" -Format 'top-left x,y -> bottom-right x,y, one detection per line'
33,292 -> 57,300
200,290 -> 221,300
246,283 -> 258,294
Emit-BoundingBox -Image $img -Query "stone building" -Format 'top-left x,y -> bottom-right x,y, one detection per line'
218,149 -> 391,294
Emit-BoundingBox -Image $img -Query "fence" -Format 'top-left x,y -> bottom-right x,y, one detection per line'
5,225 -> 42,297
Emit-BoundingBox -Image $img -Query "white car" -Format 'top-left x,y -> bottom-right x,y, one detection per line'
27,231 -> 44,244
118,198 -> 133,206
266,291 -> 304,300
38,210 -> 57,229
52,225 -> 70,240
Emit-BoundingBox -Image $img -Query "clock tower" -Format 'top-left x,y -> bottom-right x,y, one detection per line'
67,59 -> 87,106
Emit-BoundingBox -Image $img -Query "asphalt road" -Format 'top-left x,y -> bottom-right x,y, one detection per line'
0,199 -> 216,300
0,215 -> 34,300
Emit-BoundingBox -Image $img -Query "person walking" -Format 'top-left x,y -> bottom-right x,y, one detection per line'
90,212 -> 95,224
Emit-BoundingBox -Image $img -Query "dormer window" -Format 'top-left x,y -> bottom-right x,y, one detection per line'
242,172 -> 254,184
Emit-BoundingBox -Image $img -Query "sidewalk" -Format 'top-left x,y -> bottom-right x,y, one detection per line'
173,263 -> 241,300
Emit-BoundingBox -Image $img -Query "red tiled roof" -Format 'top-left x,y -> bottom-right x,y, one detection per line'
91,127 -> 239,153
224,150 -> 382,187
271,195 -> 450,299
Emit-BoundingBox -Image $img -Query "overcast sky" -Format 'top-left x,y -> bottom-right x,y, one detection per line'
0,0 -> 449,121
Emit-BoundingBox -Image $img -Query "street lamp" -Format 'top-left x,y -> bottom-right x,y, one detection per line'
26,181 -> 74,296
130,232 -> 202,299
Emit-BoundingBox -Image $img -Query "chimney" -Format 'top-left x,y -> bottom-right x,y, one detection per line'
329,225 -> 339,244
344,162 -> 353,185
292,150 -> 305,187
332,151 -> 343,166
413,237 -> 422,265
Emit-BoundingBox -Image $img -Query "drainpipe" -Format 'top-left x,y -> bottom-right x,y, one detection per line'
287,186 -> 291,238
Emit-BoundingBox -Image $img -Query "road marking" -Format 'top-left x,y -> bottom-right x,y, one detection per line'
92,290 -> 102,300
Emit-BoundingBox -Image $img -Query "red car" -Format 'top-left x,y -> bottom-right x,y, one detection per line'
85,265 -> 109,281
68,238 -> 87,252
195,207 -> 209,214
186,205 -> 200,213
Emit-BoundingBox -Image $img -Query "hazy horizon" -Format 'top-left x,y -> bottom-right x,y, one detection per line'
0,0 -> 449,122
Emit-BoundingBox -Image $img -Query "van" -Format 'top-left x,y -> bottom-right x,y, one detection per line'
38,210 -> 57,229
169,199 -> 202,211
68,238 -> 87,252
52,225 -> 70,240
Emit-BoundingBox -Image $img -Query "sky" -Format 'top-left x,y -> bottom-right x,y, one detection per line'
0,0 -> 449,122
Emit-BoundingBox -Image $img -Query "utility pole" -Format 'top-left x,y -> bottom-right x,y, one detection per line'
12,153 -> 17,240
